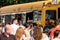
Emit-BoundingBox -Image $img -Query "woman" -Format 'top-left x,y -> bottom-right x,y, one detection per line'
33,25 -> 49,40
24,23 -> 32,40
16,27 -> 26,40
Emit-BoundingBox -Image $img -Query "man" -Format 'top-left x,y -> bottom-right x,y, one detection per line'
53,30 -> 60,40
0,24 -> 16,40
50,20 -> 60,40
11,18 -> 19,35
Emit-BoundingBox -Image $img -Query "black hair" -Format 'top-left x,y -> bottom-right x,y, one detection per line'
25,23 -> 30,28
25,23 -> 33,29
33,23 -> 37,27
12,18 -> 18,23
18,20 -> 22,25
54,30 -> 60,38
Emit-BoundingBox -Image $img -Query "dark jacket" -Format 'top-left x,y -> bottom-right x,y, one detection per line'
0,33 -> 16,40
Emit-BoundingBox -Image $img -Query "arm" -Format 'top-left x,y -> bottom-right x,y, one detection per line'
22,35 -> 26,40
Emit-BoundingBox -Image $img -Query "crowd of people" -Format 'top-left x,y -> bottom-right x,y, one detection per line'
0,18 -> 60,40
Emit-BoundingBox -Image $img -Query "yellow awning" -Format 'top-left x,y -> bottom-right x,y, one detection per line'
0,1 -> 48,14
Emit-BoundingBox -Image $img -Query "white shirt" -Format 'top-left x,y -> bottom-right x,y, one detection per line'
42,36 -> 49,40
2,27 -> 5,33
11,24 -> 19,35
42,33 -> 49,40
53,38 -> 60,40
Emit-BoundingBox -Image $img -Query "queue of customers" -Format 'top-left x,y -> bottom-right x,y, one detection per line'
0,18 -> 60,40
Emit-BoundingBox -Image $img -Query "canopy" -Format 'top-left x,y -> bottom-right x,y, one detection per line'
0,1 -> 49,15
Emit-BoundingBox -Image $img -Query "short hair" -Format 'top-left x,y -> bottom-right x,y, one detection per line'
54,30 -> 60,38
12,18 -> 18,23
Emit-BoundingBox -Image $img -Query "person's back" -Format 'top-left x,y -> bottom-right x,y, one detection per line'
33,25 -> 49,40
16,27 -> 26,40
